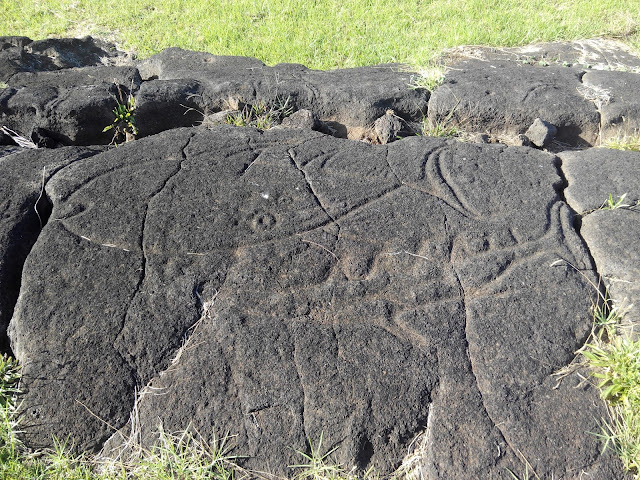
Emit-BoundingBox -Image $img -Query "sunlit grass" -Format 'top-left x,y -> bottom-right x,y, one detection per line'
1,0 -> 639,69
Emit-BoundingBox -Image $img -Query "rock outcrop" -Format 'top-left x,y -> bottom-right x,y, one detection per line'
2,36 -> 640,479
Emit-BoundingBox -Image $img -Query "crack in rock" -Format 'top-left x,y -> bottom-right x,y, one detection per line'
114,133 -> 196,382
442,209 -> 517,460
286,148 -> 340,228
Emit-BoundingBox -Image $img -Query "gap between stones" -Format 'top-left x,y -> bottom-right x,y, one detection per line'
0,150 -> 105,356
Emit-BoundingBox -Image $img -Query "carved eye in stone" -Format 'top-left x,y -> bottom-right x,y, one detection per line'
251,212 -> 277,231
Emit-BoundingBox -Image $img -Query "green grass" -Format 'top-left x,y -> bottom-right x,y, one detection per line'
600,193 -> 631,210
1,0 -> 639,69
603,134 -> 640,152
549,260 -> 640,478
2,1 -> 640,475
581,302 -> 640,475
222,98 -> 293,130
0,355 -> 386,479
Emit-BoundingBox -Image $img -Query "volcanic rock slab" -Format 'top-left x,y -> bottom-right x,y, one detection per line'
561,148 -> 640,331
135,48 -> 428,138
431,39 -> 640,149
1,36 -> 428,147
427,60 -> 600,147
0,146 -> 105,352
443,39 -> 640,71
4,126 -> 624,478
2,35 -> 639,479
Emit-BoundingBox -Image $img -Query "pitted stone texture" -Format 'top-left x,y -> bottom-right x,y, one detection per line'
6,126 -> 622,477
280,109 -> 320,130
559,147 -> 640,335
427,59 -> 600,147
0,36 -> 129,82
443,39 -> 640,71
560,148 -> 640,213
582,70 -> 640,142
0,146 -> 104,353
581,209 -> 640,331
374,112 -> 402,144
1,66 -> 141,146
134,48 -> 429,134
525,117 -> 557,147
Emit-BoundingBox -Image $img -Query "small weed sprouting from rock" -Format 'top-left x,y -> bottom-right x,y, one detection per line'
551,259 -> 640,477
224,97 -> 293,130
601,193 -> 630,210
103,83 -> 138,145
408,65 -> 446,92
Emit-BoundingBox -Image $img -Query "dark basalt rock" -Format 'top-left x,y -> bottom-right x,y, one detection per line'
525,117 -> 557,148
280,109 -> 320,130
1,66 -> 141,146
0,35 -> 128,82
3,125 -> 622,478
427,59 -> 600,147
582,70 -> 640,143
560,148 -> 640,333
443,39 -> 640,71
2,36 -> 640,479
0,146 -> 105,353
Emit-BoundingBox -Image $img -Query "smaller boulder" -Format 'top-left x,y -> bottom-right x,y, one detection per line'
513,134 -> 532,147
202,110 -> 240,127
470,133 -> 491,144
525,118 -> 558,147
280,109 -> 320,130
374,110 -> 402,144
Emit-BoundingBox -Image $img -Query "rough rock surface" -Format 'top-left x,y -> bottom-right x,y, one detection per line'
0,146 -> 104,352
581,210 -> 640,331
280,109 -> 320,131
561,148 -> 640,330
2,66 -> 141,146
135,49 -> 427,134
428,60 -> 600,146
431,39 -> 640,148
1,38 -> 426,146
561,148 -> 640,213
374,111 -> 402,144
443,39 -> 640,71
525,117 -> 557,148
582,70 -> 640,142
3,126 -> 621,478
0,36 -> 129,82
2,36 -> 640,479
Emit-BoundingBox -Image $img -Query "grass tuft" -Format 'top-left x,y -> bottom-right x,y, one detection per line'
407,64 -> 447,92
579,297 -> 640,475
550,259 -> 640,478
222,98 -> 293,130
603,134 -> 640,152
600,193 -> 631,210
290,434 -> 381,480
